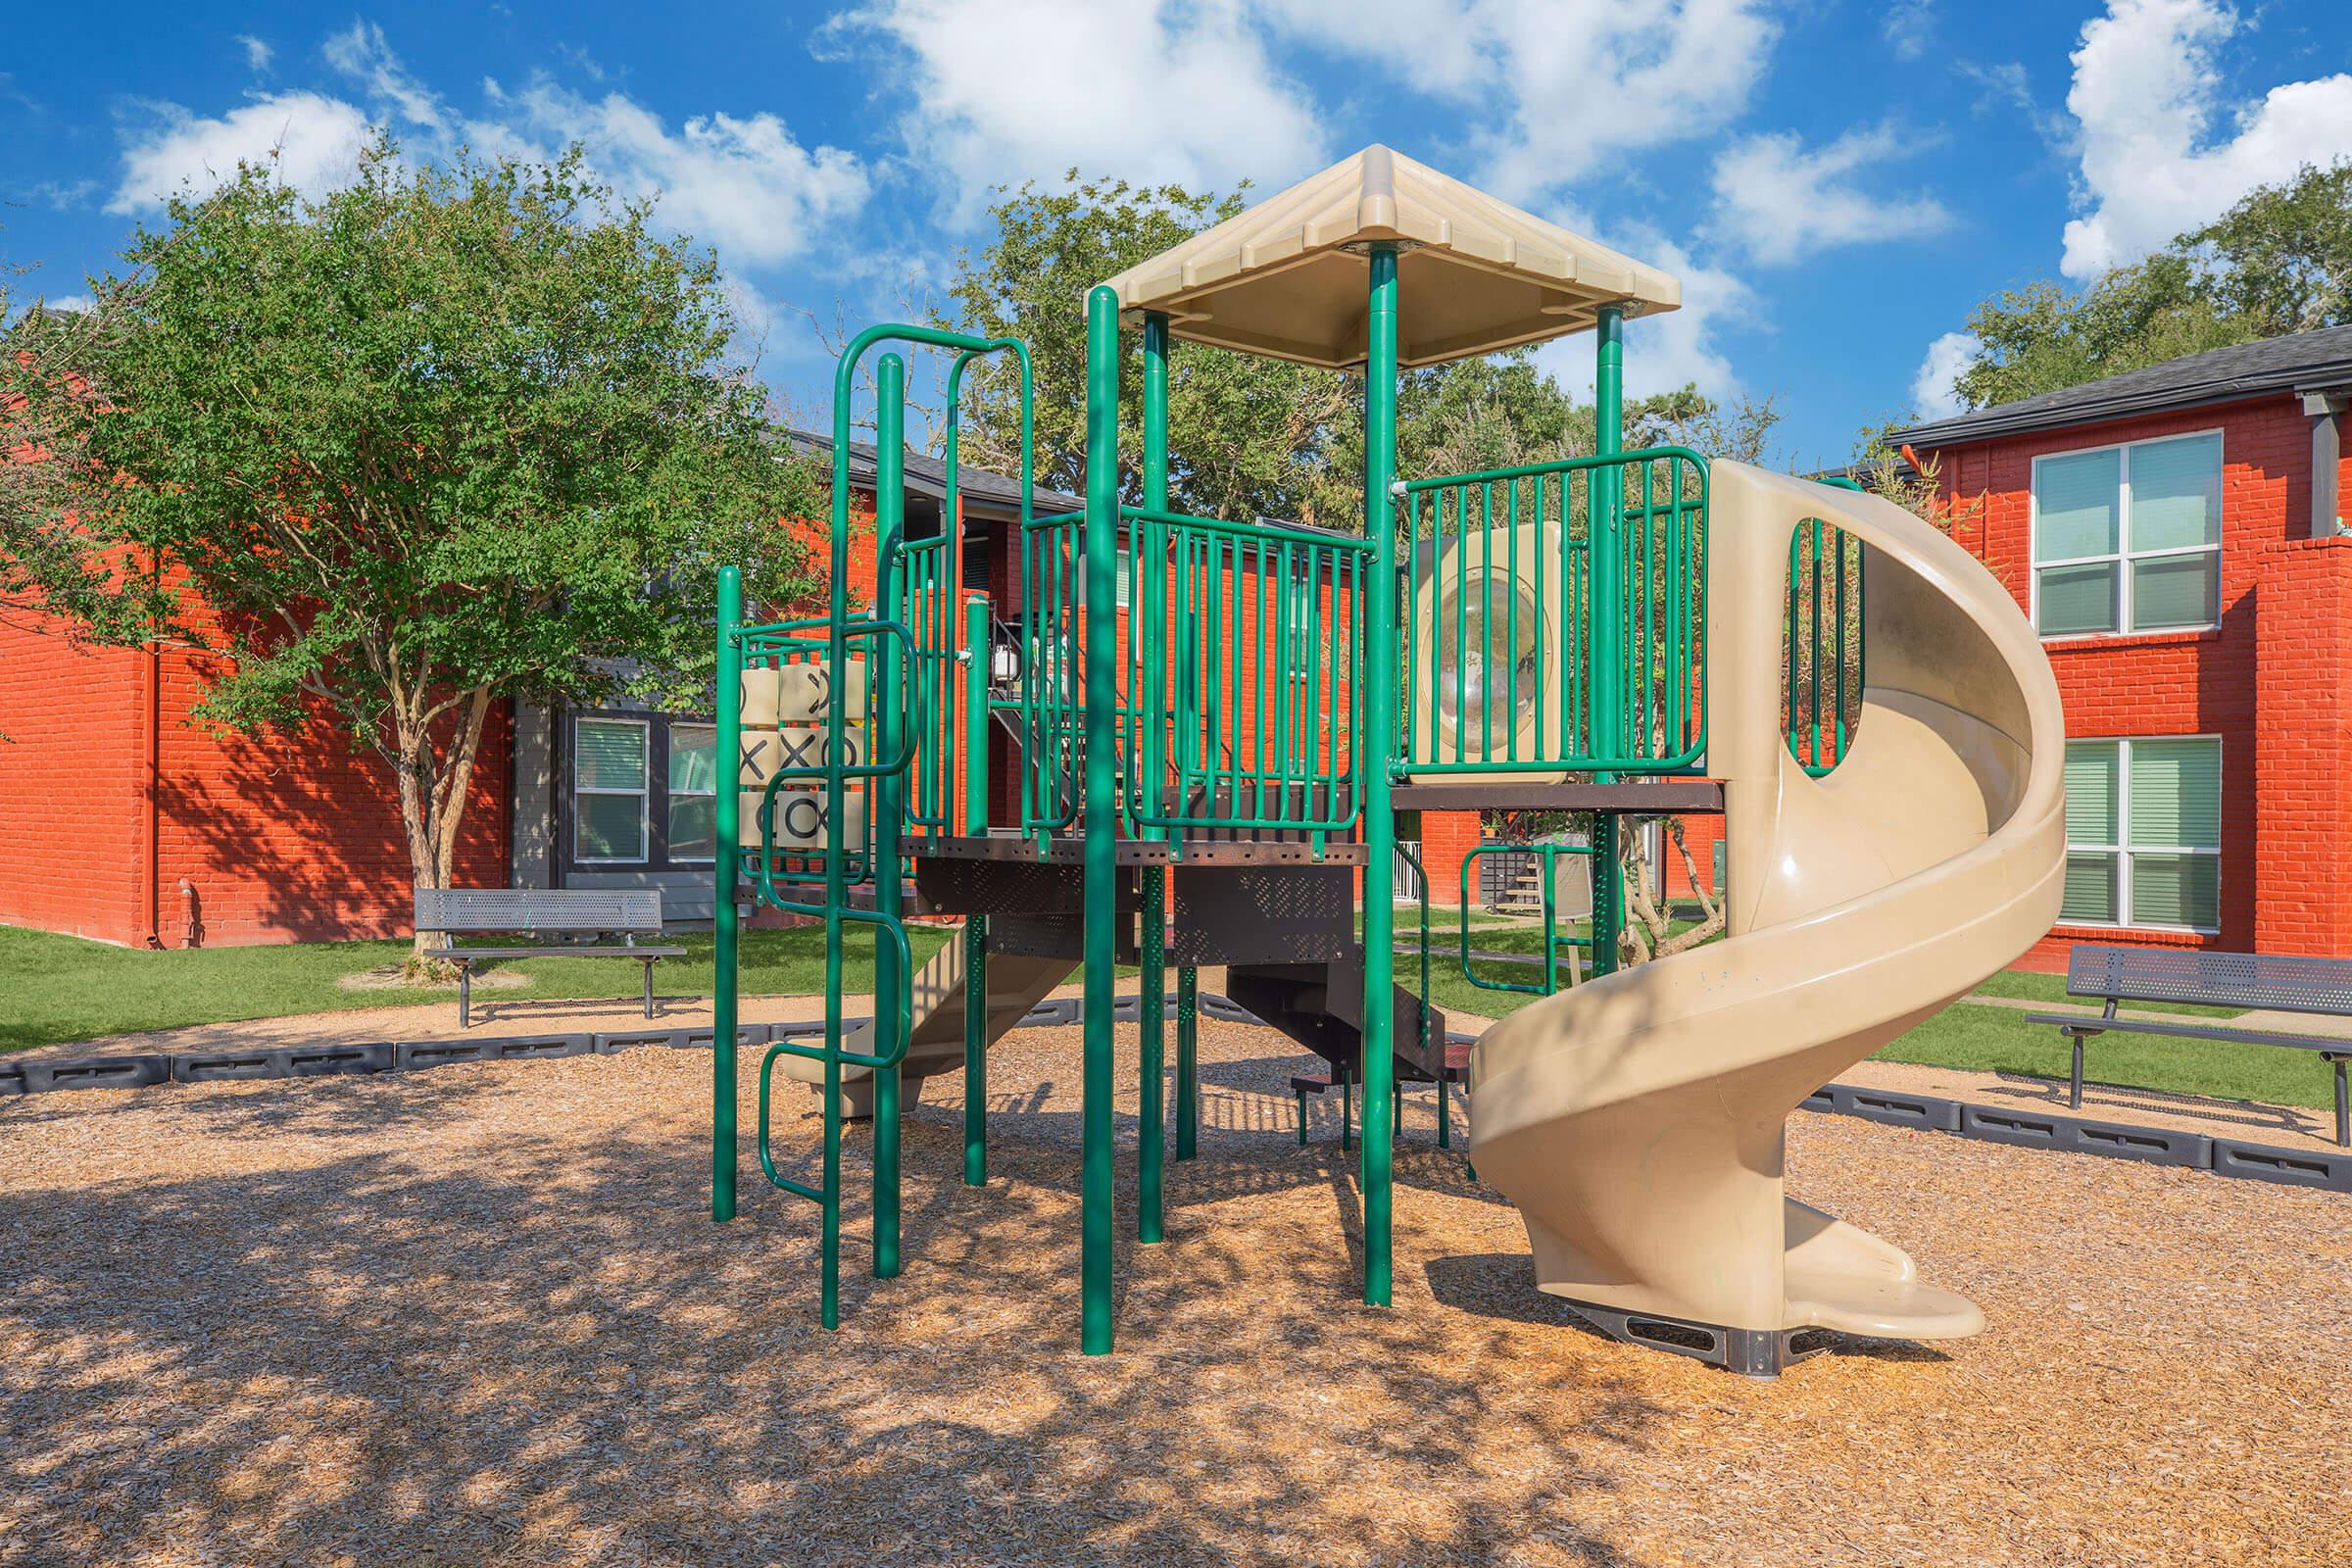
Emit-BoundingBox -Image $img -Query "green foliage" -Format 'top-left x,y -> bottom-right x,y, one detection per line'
933,172 -> 1346,525
4,140 -> 819,901
1948,160 -> 2352,412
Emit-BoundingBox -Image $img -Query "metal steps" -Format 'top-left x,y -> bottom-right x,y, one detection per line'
1226,951 -> 1448,1084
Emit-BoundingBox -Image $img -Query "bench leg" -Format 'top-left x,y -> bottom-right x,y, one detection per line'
2070,1034 -> 2083,1110
459,963 -> 472,1030
643,960 -> 656,1020
2335,1057 -> 2348,1150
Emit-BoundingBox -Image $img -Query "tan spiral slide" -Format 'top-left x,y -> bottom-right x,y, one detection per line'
1468,461 -> 2067,1375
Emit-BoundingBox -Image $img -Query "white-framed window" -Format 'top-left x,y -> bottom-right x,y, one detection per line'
573,717 -> 651,863
667,723 -> 718,862
2062,736 -> 2221,932
1114,552 -> 1133,609
1284,571 -> 1321,683
2032,430 -> 2222,637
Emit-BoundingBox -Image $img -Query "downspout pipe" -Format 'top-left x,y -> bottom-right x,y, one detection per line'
2303,389 -> 2348,539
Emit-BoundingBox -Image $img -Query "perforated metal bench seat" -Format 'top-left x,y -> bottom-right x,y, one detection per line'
427,945 -> 686,961
2038,944 -> 2352,1146
416,888 -> 680,1029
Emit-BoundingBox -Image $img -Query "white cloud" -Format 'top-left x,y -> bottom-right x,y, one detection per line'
1708,122 -> 1955,266
41,294 -> 96,315
1912,330 -> 1978,421
323,21 -> 446,131
1882,0 -> 1934,62
826,0 -> 1328,210
1257,0 -> 1781,204
235,33 -> 273,73
109,91 -> 374,214
1532,233 -> 1753,402
474,79 -> 869,266
2060,0 -> 2352,279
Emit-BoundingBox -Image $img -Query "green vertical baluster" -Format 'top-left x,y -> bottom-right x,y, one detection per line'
1589,306 -> 1625,978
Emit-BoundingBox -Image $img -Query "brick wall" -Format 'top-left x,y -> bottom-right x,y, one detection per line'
1924,394 -> 2332,968
1,611 -> 510,948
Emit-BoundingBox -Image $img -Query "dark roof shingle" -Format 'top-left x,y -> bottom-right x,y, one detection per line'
1896,323 -> 2352,449
784,429 -> 1083,517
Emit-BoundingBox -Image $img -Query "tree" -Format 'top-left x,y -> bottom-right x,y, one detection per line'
3,142 -> 819,958
1948,160 -> 2352,411
933,173 -> 1348,526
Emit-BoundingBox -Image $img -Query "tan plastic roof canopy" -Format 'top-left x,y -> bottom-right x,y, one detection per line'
1100,145 -> 1681,369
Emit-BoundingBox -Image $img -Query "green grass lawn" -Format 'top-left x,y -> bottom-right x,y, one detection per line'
9,917 -> 2333,1113
0,923 -> 954,1054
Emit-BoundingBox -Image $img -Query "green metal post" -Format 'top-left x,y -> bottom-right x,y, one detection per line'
1359,245 -> 1399,1307
1589,305 -> 1626,979
1080,286 -> 1120,1354
1138,312 -> 1170,1243
963,592 -> 992,1187
871,353 -> 907,1279
712,565 -> 743,1222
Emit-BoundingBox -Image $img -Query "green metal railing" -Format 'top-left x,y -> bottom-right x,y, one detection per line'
1786,478 -> 1866,778
1125,505 -> 1372,837
900,536 -> 959,831
1399,447 -> 1708,777
1019,510 -> 1085,837
1457,842 -> 1594,995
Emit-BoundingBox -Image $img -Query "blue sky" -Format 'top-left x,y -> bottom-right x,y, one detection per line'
4,0 -> 2347,466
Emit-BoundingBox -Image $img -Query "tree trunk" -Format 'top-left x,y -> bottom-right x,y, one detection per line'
391,685 -> 495,962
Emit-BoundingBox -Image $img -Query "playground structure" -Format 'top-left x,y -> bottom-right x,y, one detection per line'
708,146 -> 2066,1375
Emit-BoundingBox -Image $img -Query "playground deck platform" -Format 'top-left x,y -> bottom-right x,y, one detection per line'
3,1018 -> 2343,1567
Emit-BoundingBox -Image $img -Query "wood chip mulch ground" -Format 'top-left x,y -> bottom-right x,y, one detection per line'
2,1017 -> 2346,1567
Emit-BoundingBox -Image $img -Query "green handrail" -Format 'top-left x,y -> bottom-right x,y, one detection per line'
1457,842 -> 1595,996
1399,446 -> 1709,778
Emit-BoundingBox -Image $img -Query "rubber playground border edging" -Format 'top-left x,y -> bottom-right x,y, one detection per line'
5,999 -> 2345,1196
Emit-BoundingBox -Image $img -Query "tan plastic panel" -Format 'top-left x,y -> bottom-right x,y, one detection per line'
737,789 -> 867,854
1403,520 -> 1568,783
1099,146 -> 1681,368
1468,462 -> 2066,1340
739,726 -> 867,790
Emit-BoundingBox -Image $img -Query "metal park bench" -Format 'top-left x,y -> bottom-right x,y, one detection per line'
416,888 -> 685,1029
2030,945 -> 2352,1146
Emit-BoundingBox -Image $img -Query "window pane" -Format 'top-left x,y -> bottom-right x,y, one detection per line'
2132,852 -> 2219,929
576,720 -> 647,790
2063,852 -> 2120,923
670,724 -> 717,793
667,793 -> 716,859
2038,563 -> 2119,635
2129,738 -> 2221,848
2034,448 -> 2121,560
2129,433 -> 2221,552
575,792 -> 645,860
1115,554 -> 1132,608
2065,741 -> 2119,844
2131,553 -> 2217,630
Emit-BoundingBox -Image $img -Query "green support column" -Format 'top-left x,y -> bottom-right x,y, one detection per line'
1358,245 -> 1400,1308
1079,285 -> 1121,1354
871,353 -> 908,1278
1138,312 -> 1171,1242
1589,305 -> 1626,979
963,592 -> 992,1187
712,565 -> 743,1222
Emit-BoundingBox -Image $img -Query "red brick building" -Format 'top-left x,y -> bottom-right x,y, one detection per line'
1895,326 -> 2352,968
